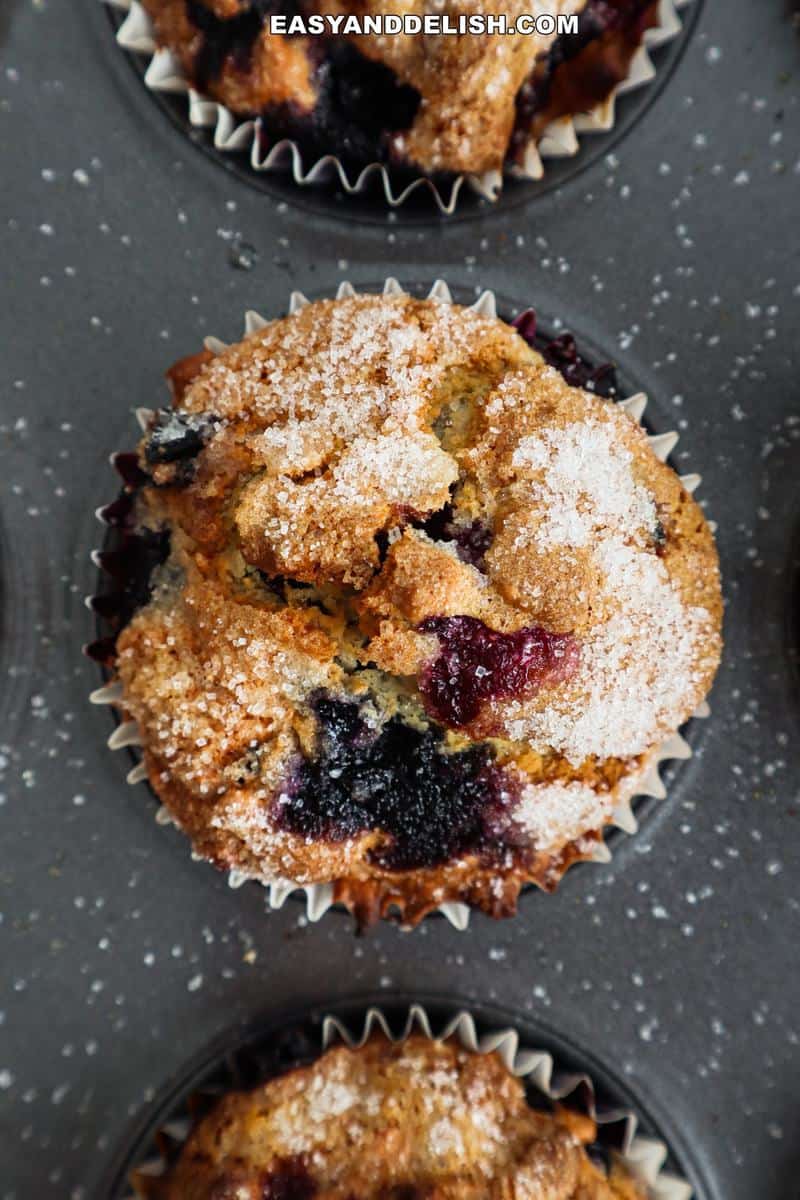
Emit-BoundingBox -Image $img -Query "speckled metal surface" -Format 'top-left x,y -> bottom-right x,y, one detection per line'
1,2 -> 798,1199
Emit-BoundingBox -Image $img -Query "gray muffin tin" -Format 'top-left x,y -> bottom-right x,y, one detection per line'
1,1 -> 799,1198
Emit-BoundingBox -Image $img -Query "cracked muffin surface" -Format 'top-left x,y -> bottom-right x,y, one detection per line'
137,0 -> 663,176
105,293 -> 722,926
139,1035 -> 647,1200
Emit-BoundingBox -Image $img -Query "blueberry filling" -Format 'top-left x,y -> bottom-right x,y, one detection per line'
577,0 -> 657,39
512,309 -> 617,397
104,528 -> 170,622
272,691 -> 526,871
144,408 -> 217,468
89,458 -> 179,663
86,525 -> 171,663
417,503 -> 493,571
309,43 -> 421,163
186,0 -> 300,91
418,615 -> 579,730
110,450 -> 147,490
258,43 -> 421,167
374,528 -> 391,564
538,0 -> 655,76
260,1158 -> 316,1200
185,3 -> 421,167
540,331 -> 616,395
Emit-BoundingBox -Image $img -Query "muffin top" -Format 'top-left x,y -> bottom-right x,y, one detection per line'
140,1035 -> 646,1199
108,293 -> 721,924
138,0 -> 658,175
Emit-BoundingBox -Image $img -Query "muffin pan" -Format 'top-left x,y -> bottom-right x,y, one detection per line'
100,998 -> 701,1198
2,2 -> 799,1199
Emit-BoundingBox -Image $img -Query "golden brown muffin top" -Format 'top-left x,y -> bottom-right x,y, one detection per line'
127,295 -> 720,761
140,1036 -> 647,1199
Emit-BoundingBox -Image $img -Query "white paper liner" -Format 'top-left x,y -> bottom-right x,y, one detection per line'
87,277 -> 710,931
101,0 -> 691,212
126,1003 -> 693,1199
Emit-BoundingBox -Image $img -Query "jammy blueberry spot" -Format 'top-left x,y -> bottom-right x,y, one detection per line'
447,519 -> 493,569
272,691 -> 525,871
111,450 -> 147,490
418,615 -> 579,730
103,527 -> 171,624
512,309 -> 617,397
315,44 -> 421,160
186,0 -> 421,168
186,0 -> 276,90
579,0 -> 657,39
260,1157 -> 317,1200
266,43 -> 421,167
417,503 -> 493,571
86,526 -> 170,664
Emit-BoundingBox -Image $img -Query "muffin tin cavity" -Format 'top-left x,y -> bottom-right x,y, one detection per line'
87,283 -> 716,929
98,999 -> 704,1200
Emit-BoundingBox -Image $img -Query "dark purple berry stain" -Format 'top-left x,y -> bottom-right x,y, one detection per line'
186,0 -> 296,91
86,453 -> 173,665
418,615 -> 579,730
272,692 -> 525,871
110,450 -> 147,490
511,0 -> 656,161
256,44 -> 421,168
512,309 -> 617,397
447,520 -> 494,570
261,1157 -> 316,1200
578,0 -> 657,39
417,503 -> 493,571
185,2 -> 420,168
86,526 -> 170,665
309,43 -> 421,163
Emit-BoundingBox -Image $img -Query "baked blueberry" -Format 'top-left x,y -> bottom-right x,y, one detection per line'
272,691 -> 525,872
142,408 -> 218,486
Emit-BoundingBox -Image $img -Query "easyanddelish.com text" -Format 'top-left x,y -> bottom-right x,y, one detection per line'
268,12 -> 580,37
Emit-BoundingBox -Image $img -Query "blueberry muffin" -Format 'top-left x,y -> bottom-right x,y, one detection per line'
97,292 -> 721,927
134,1035 -> 647,1199
138,0 -> 665,177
